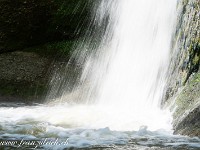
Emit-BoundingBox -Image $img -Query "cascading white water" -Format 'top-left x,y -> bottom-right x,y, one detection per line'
41,0 -> 179,132
89,1 -> 171,105
96,0 -> 176,107
0,1 -> 180,145
2,1 -> 200,149
63,0 -> 178,131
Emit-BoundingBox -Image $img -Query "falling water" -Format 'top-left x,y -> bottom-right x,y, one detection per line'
50,0 -> 178,131
2,0 -> 200,149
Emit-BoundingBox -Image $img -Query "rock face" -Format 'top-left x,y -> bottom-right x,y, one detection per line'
0,51 -> 53,102
0,0 -> 91,52
0,0 -> 89,102
0,51 -> 49,82
172,73 -> 200,137
164,0 -> 200,137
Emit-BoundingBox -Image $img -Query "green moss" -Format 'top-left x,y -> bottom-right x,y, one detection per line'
174,92 -> 188,119
22,40 -> 74,58
193,53 -> 200,65
184,39 -> 200,84
179,0 -> 189,15
190,73 -> 200,84
182,0 -> 189,5
174,73 -> 200,121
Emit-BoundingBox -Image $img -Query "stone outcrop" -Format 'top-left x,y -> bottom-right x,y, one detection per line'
0,0 -> 91,52
0,51 -> 53,102
164,0 -> 200,137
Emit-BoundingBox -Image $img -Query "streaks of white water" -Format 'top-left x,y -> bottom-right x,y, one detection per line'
1,0 -> 178,132
69,0 -> 178,130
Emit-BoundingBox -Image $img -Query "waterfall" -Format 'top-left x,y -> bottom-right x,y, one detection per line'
2,1 -> 200,149
47,0 -> 178,131
83,0 -> 178,106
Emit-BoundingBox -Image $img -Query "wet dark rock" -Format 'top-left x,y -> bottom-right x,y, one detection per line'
0,51 -> 50,82
174,105 -> 200,137
0,51 -> 53,102
0,0 -> 92,52
164,0 -> 200,137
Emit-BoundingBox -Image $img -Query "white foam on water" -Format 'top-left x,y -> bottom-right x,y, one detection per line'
0,104 -> 172,131
1,0 -> 199,149
0,105 -> 199,149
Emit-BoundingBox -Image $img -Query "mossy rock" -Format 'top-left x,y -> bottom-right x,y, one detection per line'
0,80 -> 48,102
22,40 -> 75,59
0,0 -> 92,52
184,39 -> 200,84
174,105 -> 200,137
173,73 -> 200,137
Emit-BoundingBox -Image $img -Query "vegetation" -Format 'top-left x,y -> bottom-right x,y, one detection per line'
23,41 -> 75,58
184,39 -> 200,84
174,76 -> 200,120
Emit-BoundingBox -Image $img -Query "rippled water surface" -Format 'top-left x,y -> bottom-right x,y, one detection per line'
0,103 -> 199,150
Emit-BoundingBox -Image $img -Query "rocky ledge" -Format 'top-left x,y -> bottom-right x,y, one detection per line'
164,0 -> 200,137
0,51 -> 53,103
